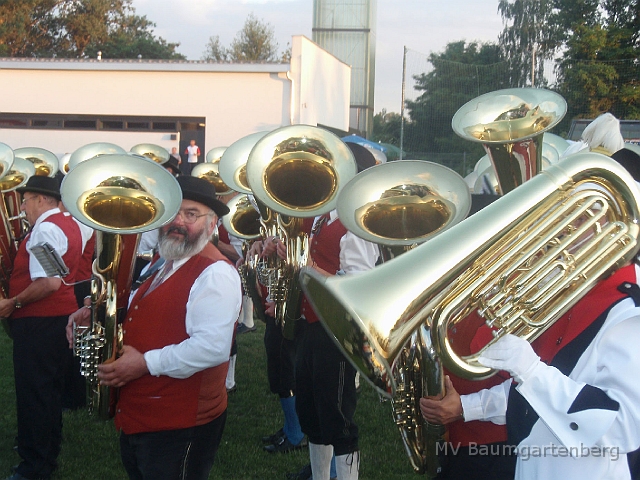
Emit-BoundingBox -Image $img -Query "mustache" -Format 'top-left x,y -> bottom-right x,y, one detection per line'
167,226 -> 188,236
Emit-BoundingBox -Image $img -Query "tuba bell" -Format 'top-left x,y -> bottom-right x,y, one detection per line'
130,143 -> 170,165
0,157 -> 37,248
337,160 -> 471,475
192,162 -> 234,195
452,88 -> 566,195
13,147 -> 59,178
68,142 -> 127,171
0,143 -> 15,336
300,151 -> 640,406
247,125 -> 357,339
222,193 -> 266,323
61,153 -> 182,419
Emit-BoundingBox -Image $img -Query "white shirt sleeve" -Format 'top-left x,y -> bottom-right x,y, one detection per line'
144,261 -> 242,379
26,218 -> 68,280
339,230 -> 379,273
460,378 -> 512,425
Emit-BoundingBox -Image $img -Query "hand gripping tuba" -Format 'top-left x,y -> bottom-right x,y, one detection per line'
247,125 -> 357,339
300,151 -> 640,408
61,153 -> 182,419
337,160 -> 471,474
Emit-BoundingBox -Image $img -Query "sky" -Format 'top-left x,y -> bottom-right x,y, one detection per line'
133,0 -> 505,114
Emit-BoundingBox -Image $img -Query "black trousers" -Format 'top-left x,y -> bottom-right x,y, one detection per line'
264,315 -> 296,398
295,321 -> 359,456
437,443 -> 516,480
120,411 -> 227,480
11,315 -> 70,480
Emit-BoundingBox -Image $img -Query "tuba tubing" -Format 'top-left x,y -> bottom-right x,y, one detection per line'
300,152 -> 640,395
62,153 -> 182,419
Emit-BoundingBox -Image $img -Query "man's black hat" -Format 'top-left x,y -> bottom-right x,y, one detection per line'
611,148 -> 640,182
177,175 -> 230,217
346,142 -> 377,173
164,156 -> 181,176
16,175 -> 61,201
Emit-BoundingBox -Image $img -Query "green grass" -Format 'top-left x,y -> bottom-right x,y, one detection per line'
0,322 -> 416,479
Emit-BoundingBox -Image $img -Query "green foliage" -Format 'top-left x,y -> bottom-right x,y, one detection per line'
0,0 -> 183,59
202,13 -> 289,63
0,323 -> 414,479
498,0 -> 564,87
372,109 -> 402,146
404,41 -> 508,156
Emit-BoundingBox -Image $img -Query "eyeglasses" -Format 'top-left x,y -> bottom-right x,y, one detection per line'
176,209 -> 213,225
21,195 -> 40,205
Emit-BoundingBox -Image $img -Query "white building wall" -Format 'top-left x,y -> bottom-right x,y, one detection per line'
0,35 -> 351,158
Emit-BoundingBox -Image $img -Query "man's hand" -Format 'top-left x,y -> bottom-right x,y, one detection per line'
66,306 -> 91,348
97,345 -> 149,388
265,300 -> 275,317
419,376 -> 464,425
478,333 -> 540,383
0,298 -> 15,319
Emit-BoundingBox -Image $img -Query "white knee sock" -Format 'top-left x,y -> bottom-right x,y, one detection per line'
309,442 -> 333,480
225,354 -> 236,389
335,451 -> 359,480
242,295 -> 254,328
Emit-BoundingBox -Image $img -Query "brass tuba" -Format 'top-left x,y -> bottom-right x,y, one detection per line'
0,143 -> 16,336
61,153 -> 182,419
222,193 -> 266,323
14,147 -> 59,178
192,162 -> 234,195
452,88 -> 566,195
130,143 -> 170,165
247,125 -> 357,339
337,160 -> 471,475
300,153 -> 640,472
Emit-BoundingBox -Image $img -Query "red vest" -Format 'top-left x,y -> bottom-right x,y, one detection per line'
77,231 -> 96,283
114,243 -> 235,434
9,211 -> 82,318
300,216 -> 347,324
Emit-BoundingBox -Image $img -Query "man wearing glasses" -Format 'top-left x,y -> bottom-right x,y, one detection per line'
0,176 -> 82,480
93,175 -> 242,480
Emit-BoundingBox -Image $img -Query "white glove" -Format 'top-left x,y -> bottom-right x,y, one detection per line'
477,334 -> 541,383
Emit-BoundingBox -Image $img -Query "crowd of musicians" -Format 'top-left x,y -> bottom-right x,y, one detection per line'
2,92 -> 640,480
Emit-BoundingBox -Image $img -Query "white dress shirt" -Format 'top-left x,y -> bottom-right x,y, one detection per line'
140,254 -> 242,379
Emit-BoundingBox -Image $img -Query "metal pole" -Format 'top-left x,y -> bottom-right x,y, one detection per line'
400,46 -> 407,160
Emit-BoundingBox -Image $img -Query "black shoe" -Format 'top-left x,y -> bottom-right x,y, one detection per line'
226,385 -> 237,394
262,428 -> 284,444
285,463 -> 312,480
264,435 -> 308,453
237,323 -> 257,334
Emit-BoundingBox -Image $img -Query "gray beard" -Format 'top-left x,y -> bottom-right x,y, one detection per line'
158,225 -> 211,261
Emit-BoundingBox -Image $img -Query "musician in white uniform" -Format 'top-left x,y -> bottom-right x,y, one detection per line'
421,255 -> 640,480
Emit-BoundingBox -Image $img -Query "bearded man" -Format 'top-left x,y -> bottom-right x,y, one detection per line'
87,175 -> 242,480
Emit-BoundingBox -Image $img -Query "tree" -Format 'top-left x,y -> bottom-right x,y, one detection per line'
404,41 -> 508,156
498,0 -> 565,87
0,0 -> 58,56
372,109 -> 402,146
84,14 -> 185,59
227,13 -> 280,62
202,35 -> 227,62
554,0 -> 640,125
0,0 -> 183,59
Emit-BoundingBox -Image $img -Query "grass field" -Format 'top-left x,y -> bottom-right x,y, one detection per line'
0,321 -> 417,479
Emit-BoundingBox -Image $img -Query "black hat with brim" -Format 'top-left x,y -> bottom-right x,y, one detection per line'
177,175 -> 230,217
164,157 -> 181,176
346,142 -> 377,173
16,175 -> 61,201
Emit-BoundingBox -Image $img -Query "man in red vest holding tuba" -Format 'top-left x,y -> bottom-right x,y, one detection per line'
97,176 -> 242,480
